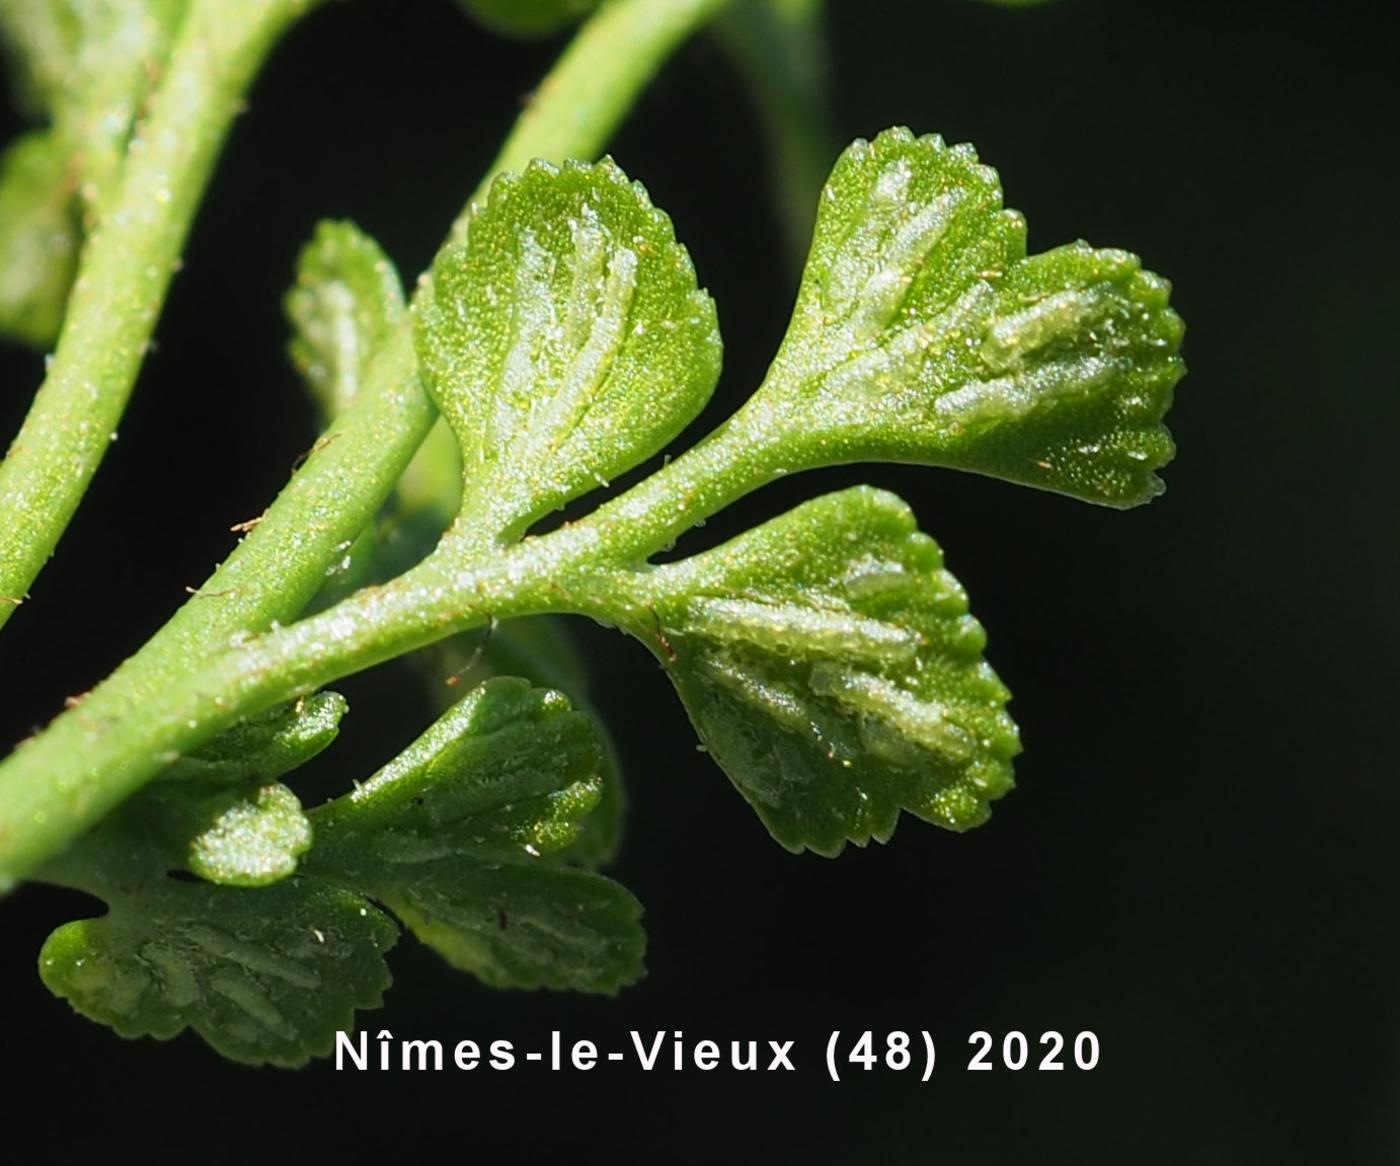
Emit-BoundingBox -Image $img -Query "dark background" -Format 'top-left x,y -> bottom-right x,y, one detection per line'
1,0 -> 1395,1161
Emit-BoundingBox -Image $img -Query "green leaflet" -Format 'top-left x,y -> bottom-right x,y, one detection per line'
628,486 -> 1019,855
417,158 -> 723,540
34,695 -> 344,1058
49,696 -> 340,887
456,0 -> 598,38
311,678 -> 604,863
428,615 -> 627,868
162,782 -> 313,888
24,115 -> 1186,1062
157,691 -> 347,784
283,218 -> 435,601
40,880 -> 396,1067
39,678 -> 638,1061
281,218 -> 628,867
286,219 -> 406,417
308,677 -> 643,992
100,695 -> 340,886
407,140 -> 1181,852
51,776 -> 314,890
0,132 -> 80,345
748,127 -> 1184,507
380,859 -> 643,993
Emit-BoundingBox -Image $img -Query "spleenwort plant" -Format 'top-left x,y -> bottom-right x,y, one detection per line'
0,0 -> 1184,1065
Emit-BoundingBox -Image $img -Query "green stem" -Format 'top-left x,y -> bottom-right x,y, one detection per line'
0,385 -> 790,888
0,537 -> 558,888
570,411 -> 790,565
0,0 -> 736,886
0,0 -> 317,631
390,0 -> 740,549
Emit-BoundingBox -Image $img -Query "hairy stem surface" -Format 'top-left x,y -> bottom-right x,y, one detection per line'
0,0 -> 318,630
0,0 -> 736,885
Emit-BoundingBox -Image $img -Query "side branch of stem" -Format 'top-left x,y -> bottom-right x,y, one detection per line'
0,0 -> 739,885
0,0 -> 318,632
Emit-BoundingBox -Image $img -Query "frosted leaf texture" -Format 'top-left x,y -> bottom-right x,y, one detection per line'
636,486 -> 1020,855
308,678 -> 644,993
417,158 -> 722,538
157,691 -> 347,785
286,220 -> 406,417
760,127 -> 1184,506
40,881 -> 396,1067
41,680 -> 641,1061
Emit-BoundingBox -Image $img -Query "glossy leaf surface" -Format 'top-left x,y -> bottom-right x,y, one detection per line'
40,880 -> 395,1067
309,678 -> 643,992
157,692 -> 347,785
752,128 -> 1184,506
634,486 -> 1019,854
417,158 -> 722,538
286,219 -> 406,417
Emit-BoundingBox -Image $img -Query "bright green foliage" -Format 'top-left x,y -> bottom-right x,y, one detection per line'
0,0 -> 188,345
287,220 -> 406,417
748,128 -> 1184,507
282,217 -> 630,870
308,677 -> 644,992
632,486 -> 1018,854
430,616 -> 627,869
6,52 -> 1187,1063
280,210 -> 633,871
157,691 -> 347,784
417,158 -> 723,540
0,132 -> 79,345
33,693 -> 348,1061
312,679 -> 604,863
935,242 -> 1181,502
38,678 -> 637,1061
278,215 -> 417,604
172,782 -> 313,887
404,141 -> 1176,856
40,880 -> 396,1067
76,775 -> 314,888
457,0 -> 598,38
380,861 -> 641,992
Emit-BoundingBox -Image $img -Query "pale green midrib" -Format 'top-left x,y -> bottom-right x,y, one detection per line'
0,0 -> 737,885
0,0 -> 315,631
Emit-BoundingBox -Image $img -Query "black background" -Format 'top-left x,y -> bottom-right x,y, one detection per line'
1,1 -> 1395,1161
